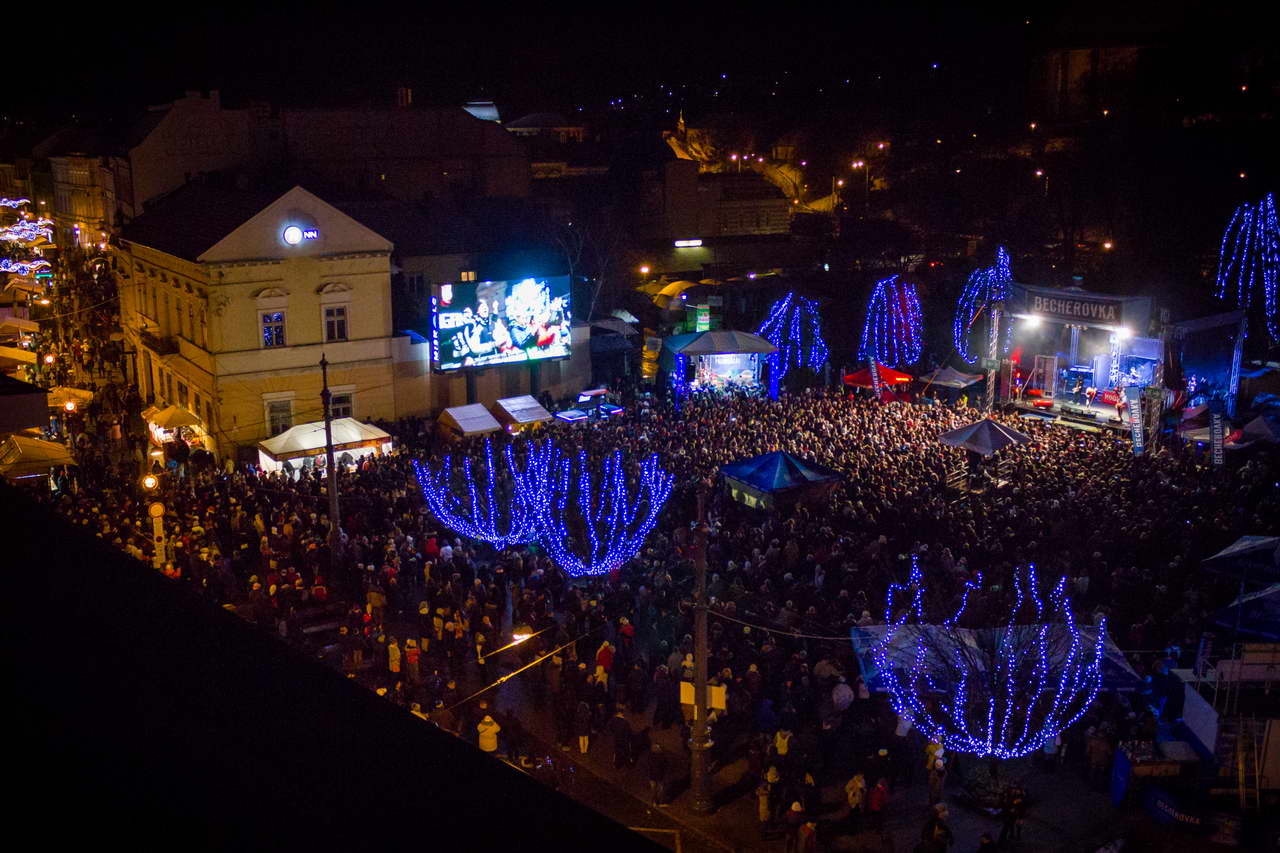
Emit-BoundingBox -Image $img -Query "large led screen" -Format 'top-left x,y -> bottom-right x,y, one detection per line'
432,276 -> 572,371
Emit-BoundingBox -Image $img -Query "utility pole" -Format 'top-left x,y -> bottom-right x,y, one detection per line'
320,355 -> 342,578
689,485 -> 714,814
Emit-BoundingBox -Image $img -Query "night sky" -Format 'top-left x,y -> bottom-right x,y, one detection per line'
17,2 -> 1258,120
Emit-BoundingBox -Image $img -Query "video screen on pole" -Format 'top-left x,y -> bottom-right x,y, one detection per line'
432,276 -> 572,371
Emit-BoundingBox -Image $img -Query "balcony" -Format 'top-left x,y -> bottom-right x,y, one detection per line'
139,330 -> 179,356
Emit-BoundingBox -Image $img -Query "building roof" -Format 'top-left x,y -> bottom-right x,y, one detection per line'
120,183 -> 280,261
505,112 -> 576,129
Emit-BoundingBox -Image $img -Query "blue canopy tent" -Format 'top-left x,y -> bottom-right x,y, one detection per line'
720,451 -> 842,510
1203,536 -> 1280,584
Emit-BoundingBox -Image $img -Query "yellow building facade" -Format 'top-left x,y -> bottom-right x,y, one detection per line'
117,186 -> 402,459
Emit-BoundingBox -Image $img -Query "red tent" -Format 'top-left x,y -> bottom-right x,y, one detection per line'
843,364 -> 914,388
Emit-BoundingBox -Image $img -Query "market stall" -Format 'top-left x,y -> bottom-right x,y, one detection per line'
437,403 -> 501,439
257,417 -> 393,474
142,404 -> 211,455
0,433 -> 75,483
492,395 -> 553,433
720,451 -> 842,510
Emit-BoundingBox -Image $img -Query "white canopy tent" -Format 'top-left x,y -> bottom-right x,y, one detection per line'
492,395 -> 552,430
438,403 -> 501,438
0,434 -> 75,481
257,417 -> 393,472
921,365 -> 983,390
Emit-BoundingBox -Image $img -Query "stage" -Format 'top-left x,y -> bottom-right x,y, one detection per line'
1008,395 -> 1130,434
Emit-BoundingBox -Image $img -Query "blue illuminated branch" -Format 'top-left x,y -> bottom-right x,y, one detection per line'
873,556 -> 1105,760
756,291 -> 829,380
859,275 -> 923,367
412,439 -> 552,547
1215,193 -> 1279,343
536,449 -> 673,577
953,246 -> 1012,364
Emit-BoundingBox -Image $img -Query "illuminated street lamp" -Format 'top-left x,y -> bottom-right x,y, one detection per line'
141,474 -> 159,491
638,265 -> 651,276
43,353 -> 55,365
1103,241 -> 1114,251
63,400 -> 76,413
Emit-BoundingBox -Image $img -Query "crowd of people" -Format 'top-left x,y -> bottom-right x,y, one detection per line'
21,255 -> 1280,850
29,371 -> 1279,849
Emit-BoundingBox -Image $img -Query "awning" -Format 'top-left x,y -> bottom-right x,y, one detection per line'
438,403 -> 501,436
920,366 -> 983,390
258,417 -> 393,463
3,278 -> 43,296
0,316 -> 39,335
46,386 -> 95,410
0,434 -> 75,480
664,330 -> 778,356
493,395 -> 552,426
147,405 -> 201,430
0,344 -> 36,367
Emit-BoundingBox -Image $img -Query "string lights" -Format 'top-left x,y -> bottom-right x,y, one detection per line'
536,448 -> 673,577
0,258 -> 51,275
757,291 -> 829,379
859,275 -> 923,366
0,197 -> 31,208
953,246 -> 1012,363
873,556 -> 1104,759
1215,193 -> 1279,343
412,439 -> 552,547
0,218 -> 53,243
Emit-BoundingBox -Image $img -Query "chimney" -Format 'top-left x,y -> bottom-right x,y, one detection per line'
395,86 -> 413,108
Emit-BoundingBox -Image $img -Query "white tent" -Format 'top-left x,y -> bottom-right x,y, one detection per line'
257,417 -> 393,471
0,434 -> 75,480
921,366 -> 983,390
492,395 -> 552,429
438,403 -> 501,438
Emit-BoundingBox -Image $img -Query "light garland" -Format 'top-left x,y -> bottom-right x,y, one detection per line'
873,556 -> 1105,759
0,218 -> 53,243
953,246 -> 1012,364
0,258 -> 51,275
0,197 -> 31,208
536,448 -> 673,577
1215,193 -> 1279,343
412,439 -> 552,547
757,291 -> 829,380
859,275 -> 923,367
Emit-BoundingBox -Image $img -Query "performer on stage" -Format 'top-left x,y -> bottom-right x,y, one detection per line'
1085,385 -> 1097,409
1072,377 -> 1084,404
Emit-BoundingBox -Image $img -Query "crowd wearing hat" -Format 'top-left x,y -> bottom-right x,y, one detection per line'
34,374 -> 1280,849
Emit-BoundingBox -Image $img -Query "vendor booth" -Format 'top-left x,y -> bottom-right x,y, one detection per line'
720,451 -> 842,510
0,433 -> 75,482
662,330 -> 778,394
920,365 -> 982,391
46,385 -> 94,412
492,395 -> 552,432
142,404 -> 211,455
843,364 -> 913,388
257,417 -> 393,474
437,403 -> 501,439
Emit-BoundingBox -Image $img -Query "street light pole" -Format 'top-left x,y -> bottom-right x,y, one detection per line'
319,355 -> 342,579
689,485 -> 714,814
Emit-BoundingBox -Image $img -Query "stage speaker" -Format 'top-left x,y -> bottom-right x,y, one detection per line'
1060,404 -> 1098,421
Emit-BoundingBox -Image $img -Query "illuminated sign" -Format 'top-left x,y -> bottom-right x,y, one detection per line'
282,225 -> 320,245
674,239 -> 703,248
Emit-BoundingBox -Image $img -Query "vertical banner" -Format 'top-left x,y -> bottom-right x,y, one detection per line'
1124,386 -> 1145,455
868,360 -> 882,401
1209,399 -> 1226,467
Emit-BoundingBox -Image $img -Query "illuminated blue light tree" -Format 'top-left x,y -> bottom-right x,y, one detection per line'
757,291 -> 829,381
1215,193 -> 1279,343
412,439 -> 553,547
953,246 -> 1013,364
874,557 -> 1105,760
670,352 -> 688,410
859,275 -> 923,367
537,449 -> 673,577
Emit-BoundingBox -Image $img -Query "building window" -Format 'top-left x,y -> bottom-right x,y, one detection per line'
187,304 -> 195,341
205,400 -> 214,429
193,390 -> 201,414
324,305 -> 348,342
330,392 -> 353,419
177,382 -> 189,409
267,400 -> 293,435
460,270 -> 477,282
261,311 -> 286,348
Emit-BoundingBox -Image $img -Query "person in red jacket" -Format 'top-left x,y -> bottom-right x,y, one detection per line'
595,640 -> 615,675
868,777 -> 889,831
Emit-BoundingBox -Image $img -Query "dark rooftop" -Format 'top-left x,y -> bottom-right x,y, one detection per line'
119,182 -> 278,261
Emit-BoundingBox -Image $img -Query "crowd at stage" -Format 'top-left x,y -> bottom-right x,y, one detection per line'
30,368 -> 1280,848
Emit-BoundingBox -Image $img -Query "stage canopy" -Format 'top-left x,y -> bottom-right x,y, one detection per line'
258,418 -> 393,471
0,374 -> 48,433
492,395 -> 552,428
1203,535 -> 1280,583
720,450 -> 842,510
0,434 -> 75,480
1210,584 -> 1280,641
850,624 -> 1142,692
666,330 -> 777,356
939,418 -> 1032,456
1243,415 -> 1280,444
843,364 -> 913,388
921,366 -> 982,390
438,403 -> 501,437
